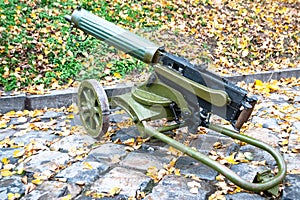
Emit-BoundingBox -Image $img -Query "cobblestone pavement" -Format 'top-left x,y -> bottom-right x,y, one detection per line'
0,84 -> 300,200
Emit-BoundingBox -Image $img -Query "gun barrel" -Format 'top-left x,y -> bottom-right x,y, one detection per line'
67,7 -> 161,64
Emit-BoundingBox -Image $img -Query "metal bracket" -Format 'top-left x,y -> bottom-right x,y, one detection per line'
254,170 -> 279,196
170,102 -> 181,123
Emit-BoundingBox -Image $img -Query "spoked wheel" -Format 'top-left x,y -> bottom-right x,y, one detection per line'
78,79 -> 110,139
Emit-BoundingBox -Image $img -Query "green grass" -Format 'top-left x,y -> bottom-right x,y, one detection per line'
0,0 -> 169,91
2,0 -> 298,91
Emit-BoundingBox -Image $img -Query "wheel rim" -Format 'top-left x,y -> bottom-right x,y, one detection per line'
78,79 -> 110,139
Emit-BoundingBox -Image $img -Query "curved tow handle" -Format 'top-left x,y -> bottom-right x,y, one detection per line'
208,124 -> 286,192
142,121 -> 286,192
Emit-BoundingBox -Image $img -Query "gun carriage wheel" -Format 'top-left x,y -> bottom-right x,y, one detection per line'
78,79 -> 110,139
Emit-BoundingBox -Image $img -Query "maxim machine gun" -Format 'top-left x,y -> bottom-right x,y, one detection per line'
65,8 -> 286,194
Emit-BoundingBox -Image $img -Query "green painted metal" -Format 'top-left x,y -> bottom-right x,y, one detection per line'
66,8 -> 160,64
254,170 -> 279,195
111,92 -> 174,122
78,80 -> 110,139
134,80 -> 190,115
132,87 -> 172,107
111,78 -> 191,123
156,123 -> 182,133
208,124 -> 286,192
141,121 -> 286,193
155,66 -> 230,107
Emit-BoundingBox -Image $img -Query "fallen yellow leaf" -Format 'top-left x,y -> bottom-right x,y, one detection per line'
6,111 -> 16,117
32,178 -> 43,185
60,194 -> 72,200
106,63 -> 113,68
83,162 -> 93,170
174,168 -> 181,176
37,54 -> 43,60
1,169 -> 15,177
109,187 -> 121,196
254,79 -> 263,87
122,138 -> 135,146
0,122 -> 7,129
1,157 -> 10,165
7,193 -> 21,200
281,139 -> 289,146
13,149 -> 24,158
146,166 -> 159,182
67,114 -> 74,119
17,167 -> 24,175
224,153 -> 239,165
113,72 -> 122,79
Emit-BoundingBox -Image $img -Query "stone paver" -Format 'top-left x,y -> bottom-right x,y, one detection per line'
175,156 -> 218,181
225,192 -> 266,200
282,174 -> 300,200
22,181 -> 82,199
293,122 -> 300,132
230,163 -> 268,182
11,130 -> 58,145
0,129 -> 16,141
120,151 -> 174,171
288,132 -> 300,150
144,175 -> 215,200
23,151 -> 70,174
243,127 -> 280,147
55,160 -> 109,183
90,167 -> 151,197
88,143 -> 128,164
50,134 -> 97,152
239,145 -> 277,167
190,133 -> 235,155
0,176 -> 26,200
284,153 -> 300,173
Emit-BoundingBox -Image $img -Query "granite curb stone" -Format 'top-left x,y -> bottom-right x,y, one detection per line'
224,68 -> 300,83
0,94 -> 26,114
0,83 -> 134,114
